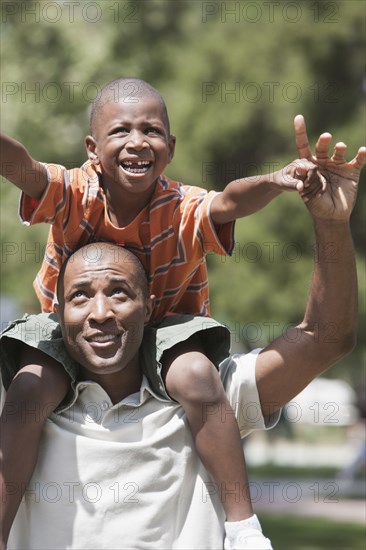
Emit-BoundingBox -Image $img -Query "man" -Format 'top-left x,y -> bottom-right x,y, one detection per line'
2,118 -> 365,549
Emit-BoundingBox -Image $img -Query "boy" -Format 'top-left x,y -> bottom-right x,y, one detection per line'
0,78 -> 324,549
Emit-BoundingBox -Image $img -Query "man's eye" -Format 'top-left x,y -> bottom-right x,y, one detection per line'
72,290 -> 87,300
112,288 -> 126,296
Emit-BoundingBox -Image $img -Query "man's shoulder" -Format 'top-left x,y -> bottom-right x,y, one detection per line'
220,349 -> 262,368
219,349 -> 262,388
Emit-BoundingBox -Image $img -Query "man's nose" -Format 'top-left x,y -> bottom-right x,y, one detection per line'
126,129 -> 147,150
88,294 -> 114,323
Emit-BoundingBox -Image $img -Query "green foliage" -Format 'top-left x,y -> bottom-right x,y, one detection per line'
260,514 -> 365,550
0,1 -> 365,375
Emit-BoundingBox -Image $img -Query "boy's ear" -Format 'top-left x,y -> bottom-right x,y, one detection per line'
168,135 -> 176,163
85,135 -> 99,164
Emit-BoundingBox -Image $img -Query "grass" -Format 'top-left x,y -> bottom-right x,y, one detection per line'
247,450 -> 365,547
248,464 -> 340,479
260,515 -> 365,550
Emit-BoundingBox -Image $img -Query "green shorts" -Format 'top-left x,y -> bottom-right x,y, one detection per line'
0,313 -> 231,407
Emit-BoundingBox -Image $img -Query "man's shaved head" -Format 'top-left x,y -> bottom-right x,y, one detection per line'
55,241 -> 153,383
90,77 -> 170,136
57,242 -> 149,305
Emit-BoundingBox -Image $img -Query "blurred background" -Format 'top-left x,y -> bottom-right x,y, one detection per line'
0,1 -> 365,548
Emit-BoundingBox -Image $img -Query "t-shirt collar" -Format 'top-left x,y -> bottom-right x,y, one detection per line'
65,374 -> 169,412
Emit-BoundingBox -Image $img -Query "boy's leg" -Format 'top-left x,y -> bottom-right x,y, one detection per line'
162,336 -> 253,521
162,338 -> 273,549
0,346 -> 69,549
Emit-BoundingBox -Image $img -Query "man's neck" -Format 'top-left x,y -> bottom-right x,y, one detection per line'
80,366 -> 143,405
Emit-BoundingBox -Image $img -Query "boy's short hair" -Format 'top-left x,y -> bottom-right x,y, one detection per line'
90,77 -> 170,135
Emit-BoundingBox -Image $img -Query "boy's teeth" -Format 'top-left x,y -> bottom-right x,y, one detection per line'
124,161 -> 150,165
122,160 -> 151,174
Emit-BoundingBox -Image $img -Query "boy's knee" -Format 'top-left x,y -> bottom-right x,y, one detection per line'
8,358 -> 69,410
168,353 -> 224,404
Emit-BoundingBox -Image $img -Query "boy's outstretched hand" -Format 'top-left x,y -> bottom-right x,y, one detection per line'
294,114 -> 366,221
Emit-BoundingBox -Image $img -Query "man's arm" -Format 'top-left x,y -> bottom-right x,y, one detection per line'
0,131 -> 48,199
255,117 -> 366,418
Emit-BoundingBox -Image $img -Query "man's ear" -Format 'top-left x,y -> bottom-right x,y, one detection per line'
167,135 -> 176,164
144,295 -> 155,324
85,135 -> 99,164
53,302 -> 59,316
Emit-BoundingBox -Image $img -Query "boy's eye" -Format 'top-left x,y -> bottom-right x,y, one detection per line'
111,127 -> 129,135
145,127 -> 161,135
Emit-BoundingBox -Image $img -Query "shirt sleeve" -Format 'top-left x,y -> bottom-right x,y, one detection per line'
220,349 -> 281,438
19,163 -> 71,226
180,188 -> 235,256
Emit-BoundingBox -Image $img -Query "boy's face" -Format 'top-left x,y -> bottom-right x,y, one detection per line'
85,96 -> 176,197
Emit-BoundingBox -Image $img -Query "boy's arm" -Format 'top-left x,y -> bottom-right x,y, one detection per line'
0,131 -> 48,199
210,122 -> 326,225
255,121 -> 366,418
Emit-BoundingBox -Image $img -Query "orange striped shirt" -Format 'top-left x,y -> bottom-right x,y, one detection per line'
20,161 -> 235,322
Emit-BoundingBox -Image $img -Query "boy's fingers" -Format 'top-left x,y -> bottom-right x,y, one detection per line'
284,170 -> 304,191
287,159 -> 320,192
294,115 -> 312,160
301,167 -> 327,198
295,179 -> 304,192
285,174 -> 304,191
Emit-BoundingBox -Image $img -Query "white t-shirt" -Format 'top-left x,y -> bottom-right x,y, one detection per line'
8,350 -> 279,549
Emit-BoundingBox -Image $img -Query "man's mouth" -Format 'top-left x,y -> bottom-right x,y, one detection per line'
89,334 -> 117,343
86,333 -> 121,347
120,160 -> 152,174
